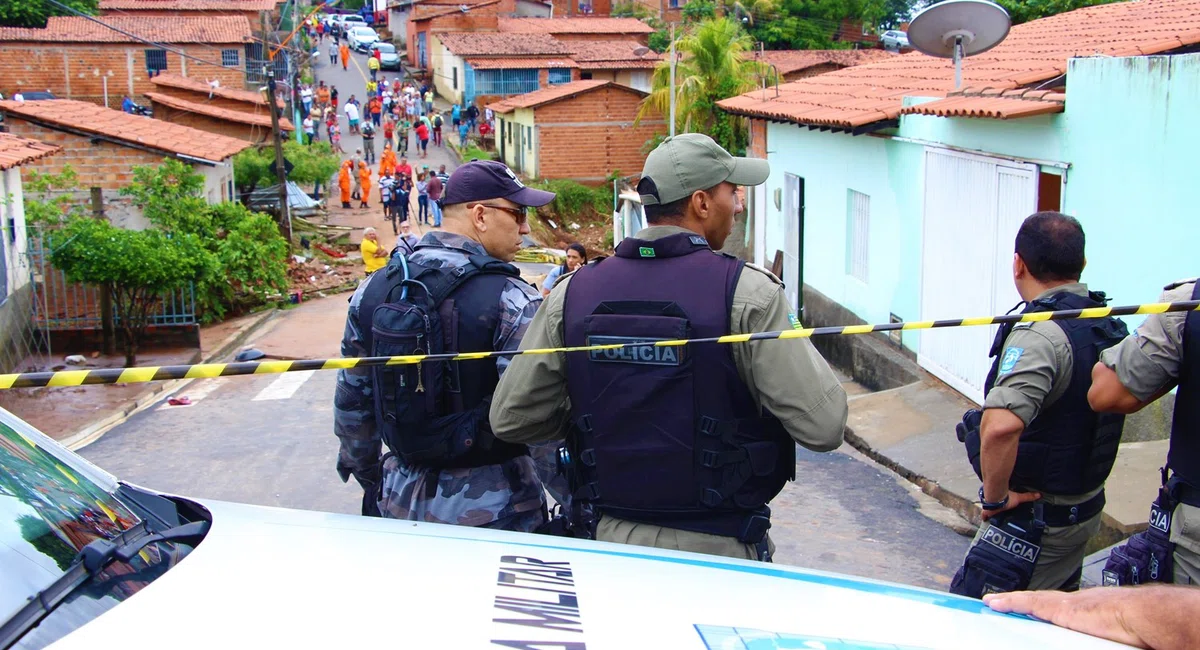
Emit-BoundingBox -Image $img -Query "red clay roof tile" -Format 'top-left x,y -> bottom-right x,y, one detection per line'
150,73 -> 282,108
487,79 -> 618,112
436,31 -> 571,56
0,132 -> 61,170
900,89 -> 1066,119
757,49 -> 897,75
721,0 -> 1200,128
0,15 -> 253,43
497,17 -> 654,34
0,99 -> 252,161
146,92 -> 293,130
411,0 -> 501,21
565,39 -> 661,69
99,0 -> 276,9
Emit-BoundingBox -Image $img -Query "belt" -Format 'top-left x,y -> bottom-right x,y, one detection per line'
1032,490 -> 1106,527
1170,477 -> 1200,508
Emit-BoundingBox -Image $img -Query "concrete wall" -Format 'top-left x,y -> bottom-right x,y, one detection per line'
0,43 -> 248,105
0,284 -> 33,374
580,69 -> 651,92
496,107 -> 536,174
1,167 -> 30,297
432,39 -> 467,106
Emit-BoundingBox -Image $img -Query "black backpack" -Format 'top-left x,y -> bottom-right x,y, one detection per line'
359,252 -> 527,468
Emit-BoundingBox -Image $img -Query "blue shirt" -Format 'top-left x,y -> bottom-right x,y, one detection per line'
121,97 -> 136,113
541,265 -> 565,291
452,105 -> 461,121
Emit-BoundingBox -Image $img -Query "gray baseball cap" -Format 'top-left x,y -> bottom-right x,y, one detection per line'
638,133 -> 770,206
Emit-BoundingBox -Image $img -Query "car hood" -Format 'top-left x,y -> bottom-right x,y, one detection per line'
49,498 -> 1128,649
380,53 -> 400,61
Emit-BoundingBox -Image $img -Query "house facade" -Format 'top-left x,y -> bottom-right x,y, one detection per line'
0,100 -> 250,230
146,73 -> 291,143
489,80 -> 664,181
564,39 -> 659,91
390,0 -> 551,47
432,31 -> 579,106
719,0 -> 1200,403
0,133 -> 61,373
0,16 -> 253,105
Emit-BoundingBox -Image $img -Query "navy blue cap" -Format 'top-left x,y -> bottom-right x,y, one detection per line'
442,160 -> 555,208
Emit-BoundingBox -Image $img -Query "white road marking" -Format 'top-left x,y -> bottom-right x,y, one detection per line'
252,370 -> 316,401
159,377 -> 230,409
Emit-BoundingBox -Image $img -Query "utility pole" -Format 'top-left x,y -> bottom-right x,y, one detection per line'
668,22 -> 676,138
91,187 -> 114,356
266,65 -> 293,250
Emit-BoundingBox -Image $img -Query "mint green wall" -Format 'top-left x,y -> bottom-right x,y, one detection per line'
762,52 -> 1200,350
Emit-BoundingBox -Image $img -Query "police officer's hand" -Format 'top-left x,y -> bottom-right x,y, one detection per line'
980,490 -> 1042,521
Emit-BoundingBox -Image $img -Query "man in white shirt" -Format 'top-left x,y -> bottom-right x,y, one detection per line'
345,99 -> 361,135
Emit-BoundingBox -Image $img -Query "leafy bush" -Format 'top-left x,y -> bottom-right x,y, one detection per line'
528,179 -> 614,224
233,141 -> 341,193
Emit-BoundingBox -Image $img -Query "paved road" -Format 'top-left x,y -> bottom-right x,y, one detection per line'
80,299 -> 971,590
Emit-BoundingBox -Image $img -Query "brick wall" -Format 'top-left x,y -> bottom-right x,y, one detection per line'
150,86 -> 269,115
783,62 -> 842,82
429,13 -> 501,32
549,33 -> 650,45
532,86 -> 664,180
149,102 -> 272,143
0,43 -> 248,104
3,117 -> 169,189
748,118 -> 766,158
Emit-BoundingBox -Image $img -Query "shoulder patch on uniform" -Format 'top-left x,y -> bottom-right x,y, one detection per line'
1164,278 -> 1199,291
787,312 -> 803,330
998,347 -> 1024,374
742,262 -> 784,287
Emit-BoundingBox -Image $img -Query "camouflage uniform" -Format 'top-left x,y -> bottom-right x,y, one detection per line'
334,230 -> 554,532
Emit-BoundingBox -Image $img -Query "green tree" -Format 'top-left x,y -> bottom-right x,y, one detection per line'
637,18 -> 769,155
0,0 -> 97,27
48,217 -> 216,365
121,158 -> 210,234
232,141 -> 341,195
16,166 -> 84,226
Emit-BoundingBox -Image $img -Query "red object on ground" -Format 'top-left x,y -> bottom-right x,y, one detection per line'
168,396 -> 192,406
315,243 -> 346,258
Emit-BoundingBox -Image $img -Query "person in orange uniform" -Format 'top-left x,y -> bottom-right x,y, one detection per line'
358,161 -> 372,209
378,142 -> 397,178
339,42 -> 350,70
338,160 -> 353,209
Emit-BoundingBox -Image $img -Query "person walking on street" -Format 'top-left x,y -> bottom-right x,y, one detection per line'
415,172 -> 430,225
303,115 -> 316,145
351,155 -> 363,201
489,134 -> 849,561
328,39 -> 338,65
431,111 -> 444,147
451,103 -> 461,130
398,116 -> 410,154
339,41 -> 350,70
436,164 -> 450,187
383,115 -> 395,151
379,171 -> 394,222
300,84 -> 313,116
367,54 -> 380,81
466,104 -> 479,132
424,88 -> 434,114
391,172 -> 411,230
331,122 -> 345,153
426,169 -> 443,227
361,121 -> 376,164
369,94 -> 383,127
358,161 -> 373,209
332,160 -> 557,528
338,160 -> 353,209
1089,275 -> 1200,586
330,85 -> 339,111
316,81 -> 330,109
415,120 -> 430,159
378,141 -> 396,177
950,211 -> 1128,598
457,118 -> 469,146
345,96 -> 361,135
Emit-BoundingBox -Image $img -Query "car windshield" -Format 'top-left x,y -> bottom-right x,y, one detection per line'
377,44 -> 396,53
0,416 -> 186,649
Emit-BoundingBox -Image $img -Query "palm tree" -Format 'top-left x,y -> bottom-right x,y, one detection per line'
636,17 -> 772,154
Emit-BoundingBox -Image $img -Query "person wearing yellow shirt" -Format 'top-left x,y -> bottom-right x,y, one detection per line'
360,227 -> 388,275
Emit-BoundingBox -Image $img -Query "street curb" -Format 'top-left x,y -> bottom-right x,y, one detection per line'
62,308 -> 280,452
842,423 -> 1132,547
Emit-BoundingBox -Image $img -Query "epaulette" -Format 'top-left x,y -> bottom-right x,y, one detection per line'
741,261 -> 783,287
1164,278 -> 1199,291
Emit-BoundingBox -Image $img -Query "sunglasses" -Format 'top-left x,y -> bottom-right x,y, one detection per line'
476,203 -> 528,225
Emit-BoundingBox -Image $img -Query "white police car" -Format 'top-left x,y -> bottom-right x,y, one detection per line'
0,407 -> 1130,649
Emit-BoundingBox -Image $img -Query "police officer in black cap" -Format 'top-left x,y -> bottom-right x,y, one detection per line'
489,134 -> 848,561
952,211 -> 1128,597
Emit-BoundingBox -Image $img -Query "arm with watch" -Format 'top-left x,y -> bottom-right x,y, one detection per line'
978,407 -> 1042,519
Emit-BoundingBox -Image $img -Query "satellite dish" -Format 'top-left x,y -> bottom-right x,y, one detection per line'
908,0 -> 1011,90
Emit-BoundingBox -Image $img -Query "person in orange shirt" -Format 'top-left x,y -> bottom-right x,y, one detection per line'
339,42 -> 350,70
379,142 -> 397,177
338,160 -> 353,209
358,161 -> 372,209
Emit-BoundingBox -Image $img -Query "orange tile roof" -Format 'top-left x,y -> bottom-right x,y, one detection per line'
0,15 -> 253,43
411,0 -> 500,21
900,88 -> 1066,119
719,0 -> 1200,129
436,31 -> 571,56
498,17 -> 654,34
150,73 -> 282,108
757,49 -> 896,75
567,39 -> 661,69
99,0 -> 276,10
488,79 -> 640,112
465,56 -> 578,69
146,92 -> 294,130
0,132 -> 61,170
0,100 -> 252,161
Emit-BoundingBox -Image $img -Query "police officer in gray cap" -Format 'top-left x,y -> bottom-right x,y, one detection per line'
490,133 -> 848,561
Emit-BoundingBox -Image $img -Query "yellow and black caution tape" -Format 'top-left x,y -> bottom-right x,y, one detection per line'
3,299 -> 1197,390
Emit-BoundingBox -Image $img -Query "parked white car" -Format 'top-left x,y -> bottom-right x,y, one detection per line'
880,29 -> 910,49
348,26 -> 380,53
0,406 -> 1132,649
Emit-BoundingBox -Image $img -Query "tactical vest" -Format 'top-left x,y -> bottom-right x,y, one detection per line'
1168,282 -> 1200,487
981,290 -> 1128,494
358,253 -> 528,469
563,232 -> 795,542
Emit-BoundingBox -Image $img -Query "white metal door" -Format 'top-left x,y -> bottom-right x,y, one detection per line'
782,174 -> 802,312
918,148 -> 1036,403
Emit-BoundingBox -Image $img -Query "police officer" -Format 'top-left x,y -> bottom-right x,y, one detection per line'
1089,278 -> 1200,584
952,211 -> 1128,597
489,134 -> 849,561
333,160 -> 557,531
